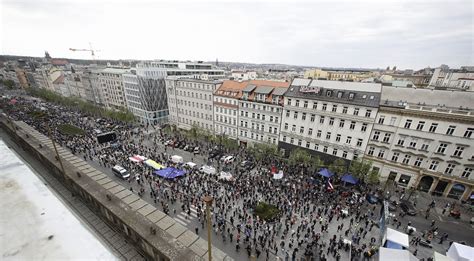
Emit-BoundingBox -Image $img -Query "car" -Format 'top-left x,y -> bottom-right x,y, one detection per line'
193,147 -> 200,154
224,156 -> 235,164
220,155 -> 228,162
199,165 -> 216,175
183,145 -> 190,151
449,209 -> 461,219
112,165 -> 130,179
400,201 -> 417,216
93,129 -> 102,135
366,194 -> 380,204
240,160 -> 255,170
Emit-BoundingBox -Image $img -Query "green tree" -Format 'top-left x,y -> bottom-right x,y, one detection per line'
2,79 -> 16,89
328,158 -> 347,175
288,148 -> 311,166
250,143 -> 278,162
367,169 -> 380,184
349,159 -> 377,183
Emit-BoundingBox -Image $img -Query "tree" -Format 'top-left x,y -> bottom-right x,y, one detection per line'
311,155 -> 323,171
349,159 -> 377,183
288,148 -> 311,166
367,169 -> 380,184
328,158 -> 347,176
2,79 -> 15,90
250,143 -> 278,162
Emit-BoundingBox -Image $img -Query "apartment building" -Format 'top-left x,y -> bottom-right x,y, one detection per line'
99,68 -> 129,109
82,67 -> 105,106
304,69 -> 374,82
213,81 -> 247,139
280,79 -> 382,162
428,66 -> 474,91
238,80 -> 290,146
124,60 -> 225,125
365,87 -> 474,200
166,78 -> 221,131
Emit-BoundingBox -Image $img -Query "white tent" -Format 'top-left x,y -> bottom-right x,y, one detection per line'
384,228 -> 409,249
447,243 -> 474,261
433,252 -> 453,261
273,170 -> 284,180
379,247 -> 418,261
219,171 -> 233,181
171,155 -> 183,164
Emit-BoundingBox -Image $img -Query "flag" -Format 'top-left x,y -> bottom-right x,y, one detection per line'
327,179 -> 334,190
271,165 -> 277,174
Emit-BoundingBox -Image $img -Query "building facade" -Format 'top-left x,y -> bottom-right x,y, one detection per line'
99,68 -> 129,110
213,81 -> 247,139
280,79 -> 381,162
237,80 -> 290,146
166,78 -> 221,131
428,66 -> 474,91
365,87 -> 474,200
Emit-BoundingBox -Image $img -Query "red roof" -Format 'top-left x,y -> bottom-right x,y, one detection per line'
51,59 -> 69,66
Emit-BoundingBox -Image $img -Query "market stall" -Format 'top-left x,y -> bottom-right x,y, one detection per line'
144,159 -> 165,170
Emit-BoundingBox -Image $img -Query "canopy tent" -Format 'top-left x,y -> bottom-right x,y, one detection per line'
447,242 -> 474,261
154,167 -> 186,179
129,155 -> 146,163
144,159 -> 165,170
341,174 -> 358,185
433,252 -> 453,261
384,228 -> 409,249
273,170 -> 284,180
318,168 -> 334,178
219,171 -> 234,181
378,247 -> 418,261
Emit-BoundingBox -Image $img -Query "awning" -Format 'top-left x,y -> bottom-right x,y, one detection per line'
145,159 -> 165,170
154,167 -> 186,179
129,155 -> 146,163
379,247 -> 418,261
341,174 -> 358,185
318,168 -> 334,178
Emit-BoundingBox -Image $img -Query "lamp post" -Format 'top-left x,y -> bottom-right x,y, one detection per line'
203,195 -> 213,261
44,117 -> 66,176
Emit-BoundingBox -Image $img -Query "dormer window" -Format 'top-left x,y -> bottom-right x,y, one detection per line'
242,92 -> 248,100
349,93 -> 355,99
369,95 -> 374,99
326,90 -> 332,97
362,95 -> 367,99
337,91 -> 343,98
272,95 -> 279,104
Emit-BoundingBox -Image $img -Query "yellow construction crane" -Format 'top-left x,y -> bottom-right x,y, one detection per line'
69,43 -> 100,60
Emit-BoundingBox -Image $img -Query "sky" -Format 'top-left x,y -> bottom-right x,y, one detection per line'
1,0 -> 473,69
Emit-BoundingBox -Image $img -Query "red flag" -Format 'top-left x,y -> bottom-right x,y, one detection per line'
271,165 -> 277,174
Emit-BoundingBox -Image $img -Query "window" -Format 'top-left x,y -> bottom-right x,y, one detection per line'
322,104 -> 327,111
284,123 -> 288,130
337,92 -> 343,98
317,130 -> 322,138
332,148 -> 338,156
342,106 -> 348,114
389,117 -> 397,126
283,136 -> 287,142
323,146 -> 328,153
402,155 -> 411,164
365,110 -> 372,117
348,93 -> 355,99
429,160 -> 439,171
342,151 -> 348,158
326,90 -> 332,97
329,117 -> 334,125
314,144 -> 319,150
286,110 -> 290,117
287,99 -> 291,106
326,132 -> 331,140
416,121 -> 425,131
346,136 -> 352,144
409,140 -> 417,148
368,147 -> 375,156
294,112 -> 298,119
300,126 -> 304,134
420,144 -> 429,151
414,157 -> 423,167
290,137 -> 294,144
303,101 -> 308,108
378,150 -> 385,158
312,102 -> 318,109
353,153 -> 359,160
332,105 -> 337,112
291,125 -> 296,132
339,120 -> 345,128
298,139 -> 302,146
320,116 -> 325,124
429,123 -> 438,133
464,128 -> 474,138
302,113 -> 307,121
453,146 -> 465,157
354,108 -> 359,116
372,131 -> 380,141
391,152 -> 399,162
378,116 -> 385,124
462,167 -> 472,178
397,137 -> 405,146
383,133 -> 391,143
350,121 -> 356,130
446,125 -> 456,135
445,164 -> 455,175
306,141 -> 310,148
308,128 -> 313,135
356,138 -> 363,147
404,119 -> 412,129
361,123 -> 368,132
310,114 -> 315,122
336,134 -> 341,142
437,143 -> 448,154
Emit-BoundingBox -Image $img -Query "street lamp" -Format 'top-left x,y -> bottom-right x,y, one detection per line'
203,195 -> 213,261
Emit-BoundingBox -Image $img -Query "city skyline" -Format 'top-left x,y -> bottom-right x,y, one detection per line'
1,0 -> 472,69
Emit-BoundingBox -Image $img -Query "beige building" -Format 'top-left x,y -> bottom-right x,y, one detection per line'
304,69 -> 373,82
99,68 -> 129,109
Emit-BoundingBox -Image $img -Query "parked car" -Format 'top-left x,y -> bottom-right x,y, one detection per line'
240,160 -> 255,170
449,209 -> 461,219
199,165 -> 216,175
193,147 -> 200,154
224,155 -> 235,164
112,165 -> 130,179
400,200 -> 417,216
220,155 -> 228,162
366,194 -> 380,204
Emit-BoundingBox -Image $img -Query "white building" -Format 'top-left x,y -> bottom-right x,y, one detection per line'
125,60 -> 225,125
231,70 -> 257,81
280,79 -> 382,162
99,68 -> 129,110
237,80 -> 290,146
365,87 -> 474,200
428,66 -> 474,91
213,80 -> 247,139
166,78 -> 221,131
82,67 -> 105,106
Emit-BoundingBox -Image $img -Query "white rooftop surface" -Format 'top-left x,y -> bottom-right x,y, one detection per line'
447,243 -> 474,261
385,227 -> 410,248
309,79 -> 382,92
378,247 -> 419,261
0,140 -> 117,260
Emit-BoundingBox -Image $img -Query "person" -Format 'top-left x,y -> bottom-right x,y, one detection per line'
195,227 -> 199,234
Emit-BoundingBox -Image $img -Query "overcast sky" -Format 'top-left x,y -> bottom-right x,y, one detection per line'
1,0 -> 472,69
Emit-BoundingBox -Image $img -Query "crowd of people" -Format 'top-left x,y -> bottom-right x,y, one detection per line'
3,96 -> 439,260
